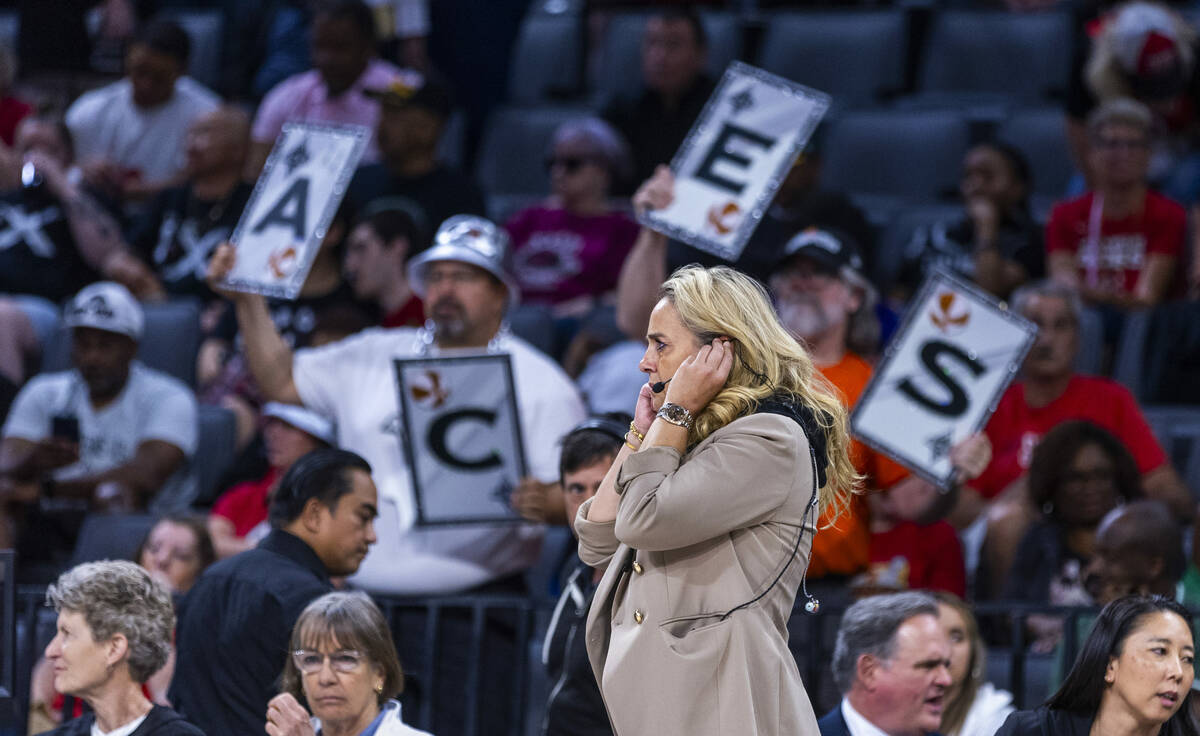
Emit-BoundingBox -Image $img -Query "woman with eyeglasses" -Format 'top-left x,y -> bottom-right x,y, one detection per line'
266,592 -> 430,736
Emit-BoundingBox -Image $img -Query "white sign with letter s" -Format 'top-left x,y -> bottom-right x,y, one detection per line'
220,122 -> 367,299
394,354 -> 528,526
851,271 -> 1037,488
640,61 -> 829,262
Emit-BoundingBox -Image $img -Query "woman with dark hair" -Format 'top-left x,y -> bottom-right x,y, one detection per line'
895,141 -> 1044,302
137,513 -> 217,594
996,595 -> 1196,736
1004,420 -> 1143,651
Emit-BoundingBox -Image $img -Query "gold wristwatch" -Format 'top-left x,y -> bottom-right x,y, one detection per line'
656,402 -> 694,430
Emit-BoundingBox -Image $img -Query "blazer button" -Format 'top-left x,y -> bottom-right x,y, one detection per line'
634,609 -> 644,624
632,561 -> 644,574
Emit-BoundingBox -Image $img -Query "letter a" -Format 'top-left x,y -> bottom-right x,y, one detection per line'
252,177 -> 310,240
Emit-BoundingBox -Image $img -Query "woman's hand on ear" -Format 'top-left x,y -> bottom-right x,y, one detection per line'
664,339 -> 734,415
633,383 -> 656,436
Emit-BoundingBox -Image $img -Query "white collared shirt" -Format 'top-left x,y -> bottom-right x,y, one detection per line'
842,698 -> 892,736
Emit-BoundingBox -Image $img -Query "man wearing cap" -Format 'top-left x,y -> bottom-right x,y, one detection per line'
248,0 -> 406,174
207,402 -> 335,559
343,71 -> 485,238
0,282 -> 197,562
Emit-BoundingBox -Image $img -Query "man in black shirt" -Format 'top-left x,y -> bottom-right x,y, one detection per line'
344,72 -> 485,245
170,448 -> 378,736
126,106 -> 254,300
602,9 -> 716,192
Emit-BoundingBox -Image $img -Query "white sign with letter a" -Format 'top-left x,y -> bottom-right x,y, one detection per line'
395,354 -> 529,526
640,61 -> 829,262
851,271 -> 1037,488
220,122 -> 368,299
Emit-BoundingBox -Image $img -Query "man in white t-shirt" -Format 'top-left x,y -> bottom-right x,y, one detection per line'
66,20 -> 219,205
209,215 -> 586,596
0,282 -> 197,562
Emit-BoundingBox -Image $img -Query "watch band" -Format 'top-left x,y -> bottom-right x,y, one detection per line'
656,402 -> 694,430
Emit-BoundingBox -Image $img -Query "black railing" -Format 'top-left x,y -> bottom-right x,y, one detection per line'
7,587 -> 1135,736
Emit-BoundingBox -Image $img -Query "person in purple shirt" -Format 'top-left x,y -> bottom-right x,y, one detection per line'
504,117 -> 639,319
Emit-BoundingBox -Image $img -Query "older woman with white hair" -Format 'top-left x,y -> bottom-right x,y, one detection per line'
36,560 -> 203,736
504,116 -> 639,316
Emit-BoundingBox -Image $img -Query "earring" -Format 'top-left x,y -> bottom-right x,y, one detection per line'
374,683 -> 384,695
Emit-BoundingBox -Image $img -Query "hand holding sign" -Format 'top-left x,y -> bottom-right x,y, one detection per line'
633,165 -> 676,218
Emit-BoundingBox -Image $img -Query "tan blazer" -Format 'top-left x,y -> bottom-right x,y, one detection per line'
575,412 -> 822,736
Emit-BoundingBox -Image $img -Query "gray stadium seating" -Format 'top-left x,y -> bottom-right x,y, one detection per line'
819,110 -> 970,203
476,105 -> 592,197
589,11 -> 742,104
192,404 -> 237,508
508,13 -> 584,104
69,512 -> 156,567
996,108 -> 1077,198
42,299 -> 203,387
875,203 -> 963,293
1142,405 -> 1200,498
916,11 -> 1073,103
757,11 -> 908,109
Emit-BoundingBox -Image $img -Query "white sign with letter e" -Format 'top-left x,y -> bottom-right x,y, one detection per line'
639,61 -> 829,262
395,354 -> 529,526
220,122 -> 368,299
851,271 -> 1037,488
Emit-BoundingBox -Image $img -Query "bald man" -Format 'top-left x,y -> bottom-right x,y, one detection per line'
125,106 -> 255,299
1085,500 -> 1185,604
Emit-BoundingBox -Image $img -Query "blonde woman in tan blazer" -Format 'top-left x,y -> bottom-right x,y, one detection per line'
575,265 -> 859,736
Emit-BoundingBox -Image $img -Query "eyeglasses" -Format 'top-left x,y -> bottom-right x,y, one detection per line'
292,649 -> 367,674
543,156 -> 594,174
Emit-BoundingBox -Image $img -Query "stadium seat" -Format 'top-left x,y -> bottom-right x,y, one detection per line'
1142,405 -> 1200,497
42,299 -> 203,387
819,110 -> 970,203
916,11 -> 1072,103
508,303 -> 556,357
589,11 -> 742,103
508,13 -> 584,104
1113,302 -> 1200,405
756,11 -> 908,108
996,108 -> 1076,198
874,204 -> 963,294
69,513 -> 156,567
158,8 -> 224,92
0,11 -> 17,55
192,405 -> 238,508
1074,307 -> 1105,377
476,105 -> 591,197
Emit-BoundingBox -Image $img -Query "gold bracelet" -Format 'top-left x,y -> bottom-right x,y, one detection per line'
624,431 -> 641,451
628,420 -> 645,441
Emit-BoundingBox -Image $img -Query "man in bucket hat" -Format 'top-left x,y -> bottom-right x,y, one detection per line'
0,281 -> 197,571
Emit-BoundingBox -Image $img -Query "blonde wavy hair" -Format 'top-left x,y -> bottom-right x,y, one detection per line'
660,265 -> 860,516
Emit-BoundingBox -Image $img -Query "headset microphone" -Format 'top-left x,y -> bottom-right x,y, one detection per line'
650,378 -> 671,394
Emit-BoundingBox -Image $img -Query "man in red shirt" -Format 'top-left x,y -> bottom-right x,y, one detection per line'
1046,98 -> 1183,309
971,279 -> 1190,595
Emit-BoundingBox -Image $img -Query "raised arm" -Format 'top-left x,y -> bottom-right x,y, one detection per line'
615,166 -> 674,340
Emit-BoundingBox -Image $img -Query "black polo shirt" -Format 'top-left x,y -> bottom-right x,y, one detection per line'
169,530 -> 332,736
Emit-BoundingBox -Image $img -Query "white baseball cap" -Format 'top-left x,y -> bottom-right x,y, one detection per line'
262,402 -> 336,445
63,282 -> 144,340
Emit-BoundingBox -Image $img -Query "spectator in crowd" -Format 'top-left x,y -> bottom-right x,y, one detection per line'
970,281 -> 1190,596
343,72 -> 485,235
856,488 -> 967,598
504,118 -> 637,318
171,448 -> 378,736
1065,2 -> 1200,205
602,8 -> 714,190
1004,421 -> 1142,651
249,0 -> 406,173
1047,99 -> 1183,311
220,0 -> 313,102
208,215 -> 584,735
267,591 -> 430,736
125,106 -> 253,301
1086,500 -> 1185,605
208,402 -> 335,559
0,113 -> 160,388
66,20 -> 220,205
36,560 -> 203,736
820,592 -> 952,736
198,203 -> 365,450
0,45 -> 31,147
995,596 -> 1195,736
343,203 -> 425,328
537,416 -> 625,736
934,592 -> 1015,736
895,142 -> 1044,303
0,283 -> 196,561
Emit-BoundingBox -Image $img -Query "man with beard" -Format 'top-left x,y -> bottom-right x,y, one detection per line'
0,282 -> 196,571
206,214 -> 584,733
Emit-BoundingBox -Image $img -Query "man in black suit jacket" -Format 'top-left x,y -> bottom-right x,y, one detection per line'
819,592 -> 951,736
